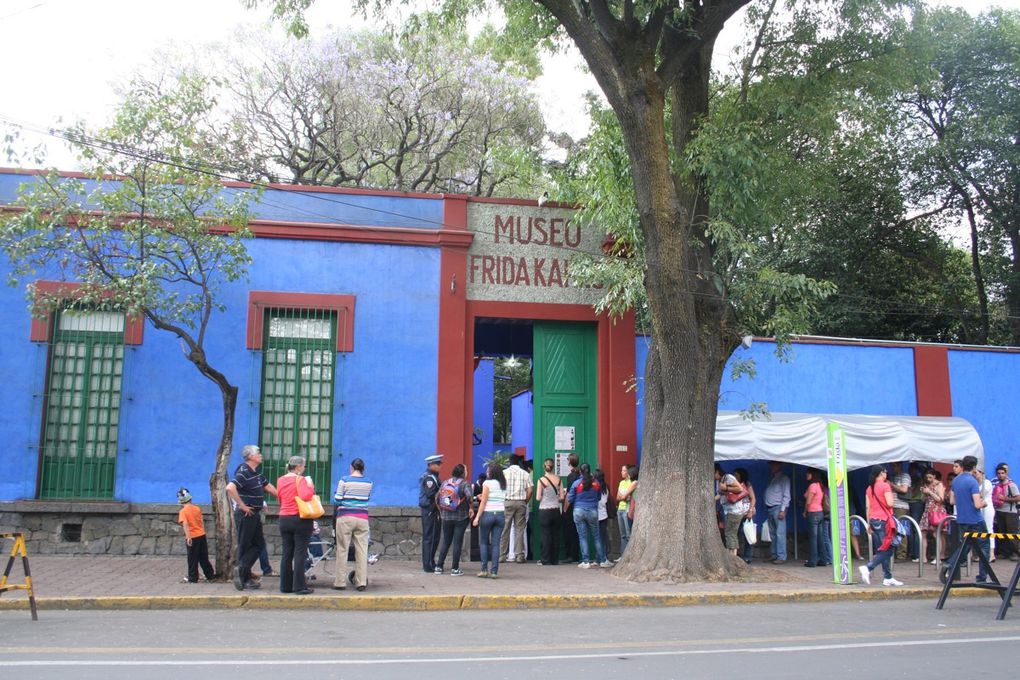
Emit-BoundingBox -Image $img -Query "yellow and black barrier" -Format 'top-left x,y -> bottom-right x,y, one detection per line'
935,531 -> 1019,621
0,532 -> 38,620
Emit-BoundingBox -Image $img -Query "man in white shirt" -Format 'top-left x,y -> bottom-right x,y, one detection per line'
500,454 -> 534,563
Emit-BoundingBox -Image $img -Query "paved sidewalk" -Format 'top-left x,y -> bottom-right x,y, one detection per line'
2,552 -> 996,612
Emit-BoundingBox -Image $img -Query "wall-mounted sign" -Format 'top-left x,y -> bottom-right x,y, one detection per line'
465,203 -> 605,305
554,426 -> 575,451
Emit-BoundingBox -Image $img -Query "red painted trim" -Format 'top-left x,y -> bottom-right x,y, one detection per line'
245,220 -> 474,247
603,310 -> 638,492
914,346 -> 953,416
464,195 -> 580,210
435,196 -> 471,470
247,291 -> 356,353
785,335 -> 1020,354
449,299 -> 637,476
28,280 -> 144,344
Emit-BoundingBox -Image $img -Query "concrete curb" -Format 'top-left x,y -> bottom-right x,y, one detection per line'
0,586 -> 996,612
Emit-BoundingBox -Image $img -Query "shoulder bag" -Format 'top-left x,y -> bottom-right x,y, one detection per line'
295,477 -> 324,519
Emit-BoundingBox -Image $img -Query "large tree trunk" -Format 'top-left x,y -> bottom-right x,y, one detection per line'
209,384 -> 238,577
612,42 -> 743,582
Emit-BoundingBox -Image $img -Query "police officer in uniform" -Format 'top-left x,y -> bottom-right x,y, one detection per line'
419,454 -> 443,573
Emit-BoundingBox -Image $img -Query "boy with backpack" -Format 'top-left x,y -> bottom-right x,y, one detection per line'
177,488 -> 216,583
434,463 -> 474,575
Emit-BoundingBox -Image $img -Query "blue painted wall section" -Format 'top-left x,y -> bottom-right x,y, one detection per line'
0,170 -> 443,506
949,350 -> 1020,474
471,359 -> 495,477
635,338 -> 918,458
511,390 -> 534,466
0,174 -> 445,230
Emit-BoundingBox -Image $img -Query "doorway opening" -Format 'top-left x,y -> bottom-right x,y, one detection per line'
472,317 -> 534,479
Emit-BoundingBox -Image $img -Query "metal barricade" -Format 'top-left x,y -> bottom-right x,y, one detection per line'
0,532 -> 38,620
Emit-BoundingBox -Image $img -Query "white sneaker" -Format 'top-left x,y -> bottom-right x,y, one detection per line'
883,577 -> 904,587
858,565 -> 871,585
598,561 -> 613,568
577,562 -> 591,569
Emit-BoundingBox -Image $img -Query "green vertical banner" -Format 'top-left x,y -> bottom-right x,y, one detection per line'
826,423 -> 852,585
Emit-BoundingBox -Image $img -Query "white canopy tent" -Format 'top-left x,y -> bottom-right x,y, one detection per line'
714,411 -> 984,470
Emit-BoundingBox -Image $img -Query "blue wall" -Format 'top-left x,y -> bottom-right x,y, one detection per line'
471,359 -> 495,477
510,390 -> 534,466
635,338 -> 918,458
0,174 -> 444,230
949,350 -> 1020,474
0,172 -> 445,506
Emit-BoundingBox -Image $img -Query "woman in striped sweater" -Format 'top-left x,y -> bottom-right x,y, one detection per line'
333,458 -> 373,591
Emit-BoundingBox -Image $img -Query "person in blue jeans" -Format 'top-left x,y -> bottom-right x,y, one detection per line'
567,463 -> 609,568
948,456 -> 991,583
859,466 -> 903,586
472,463 -> 507,578
763,461 -> 791,564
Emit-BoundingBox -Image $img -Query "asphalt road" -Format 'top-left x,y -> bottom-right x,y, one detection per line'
1,597 -> 1016,679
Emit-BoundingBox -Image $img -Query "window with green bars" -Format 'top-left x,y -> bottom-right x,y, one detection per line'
258,309 -> 337,498
39,309 -> 126,499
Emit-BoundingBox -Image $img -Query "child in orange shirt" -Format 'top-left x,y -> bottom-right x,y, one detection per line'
177,488 -> 216,583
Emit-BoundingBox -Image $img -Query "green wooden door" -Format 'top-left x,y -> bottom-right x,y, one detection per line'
531,321 -> 597,558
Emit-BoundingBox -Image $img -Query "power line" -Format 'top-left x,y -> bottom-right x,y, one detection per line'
1,114 -> 1014,328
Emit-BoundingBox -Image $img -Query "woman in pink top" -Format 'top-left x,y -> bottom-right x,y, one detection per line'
276,455 -> 316,595
859,465 -> 902,586
803,469 -> 826,567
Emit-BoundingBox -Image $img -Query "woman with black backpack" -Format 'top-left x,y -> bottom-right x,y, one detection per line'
434,463 -> 473,576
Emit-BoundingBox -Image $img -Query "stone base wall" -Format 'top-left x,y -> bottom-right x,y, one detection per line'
0,501 -> 460,561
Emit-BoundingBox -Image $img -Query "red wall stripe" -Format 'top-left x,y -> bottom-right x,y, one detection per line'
435,197 -> 471,469
914,345 -> 952,416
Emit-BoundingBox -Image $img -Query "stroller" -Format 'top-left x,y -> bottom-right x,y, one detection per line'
305,521 -> 378,585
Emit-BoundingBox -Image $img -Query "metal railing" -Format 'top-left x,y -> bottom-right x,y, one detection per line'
898,515 -> 924,578
852,514 -> 925,578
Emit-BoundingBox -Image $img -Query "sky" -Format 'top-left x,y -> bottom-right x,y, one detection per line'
0,0 -> 1017,169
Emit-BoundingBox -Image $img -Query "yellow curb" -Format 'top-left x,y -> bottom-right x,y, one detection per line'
0,586 -> 999,612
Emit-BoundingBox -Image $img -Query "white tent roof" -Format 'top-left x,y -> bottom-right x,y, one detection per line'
714,411 -> 984,470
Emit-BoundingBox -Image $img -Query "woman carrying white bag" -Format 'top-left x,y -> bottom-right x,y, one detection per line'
734,468 -> 757,563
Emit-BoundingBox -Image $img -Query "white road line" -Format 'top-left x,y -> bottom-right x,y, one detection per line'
3,635 -> 1020,666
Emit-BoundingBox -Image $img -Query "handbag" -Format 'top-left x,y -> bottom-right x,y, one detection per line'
294,477 -> 324,519
296,493 -> 324,519
725,484 -> 749,504
928,508 -> 948,528
742,518 -> 757,545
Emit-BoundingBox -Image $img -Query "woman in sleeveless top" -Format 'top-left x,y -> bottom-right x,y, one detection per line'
536,458 -> 563,565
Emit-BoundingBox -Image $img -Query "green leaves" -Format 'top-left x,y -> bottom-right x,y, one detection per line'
0,74 -> 256,343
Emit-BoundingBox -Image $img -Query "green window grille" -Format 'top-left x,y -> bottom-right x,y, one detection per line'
39,309 -> 126,499
258,309 -> 336,497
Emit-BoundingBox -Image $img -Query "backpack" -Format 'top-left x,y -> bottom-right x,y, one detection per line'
993,480 -> 1015,509
437,478 -> 464,512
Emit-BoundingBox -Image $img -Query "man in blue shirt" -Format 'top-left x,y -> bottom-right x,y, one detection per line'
949,455 -> 991,583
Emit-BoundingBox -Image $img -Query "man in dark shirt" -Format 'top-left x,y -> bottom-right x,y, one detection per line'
419,454 -> 443,573
225,444 -> 278,590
